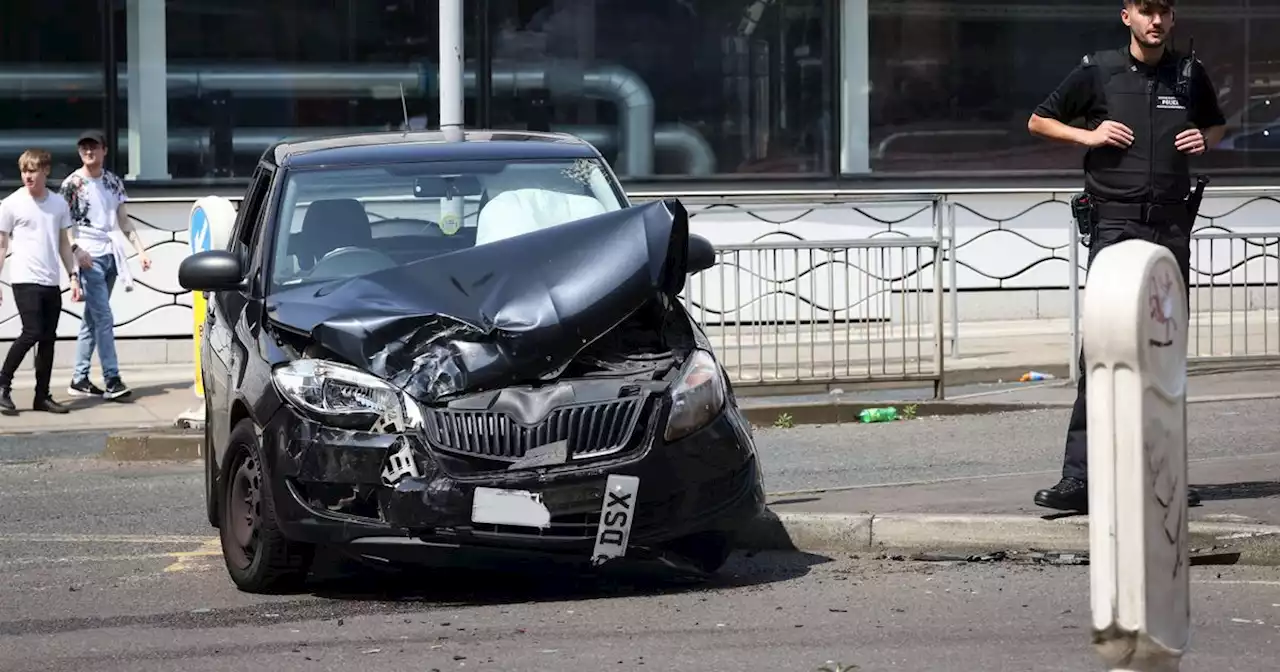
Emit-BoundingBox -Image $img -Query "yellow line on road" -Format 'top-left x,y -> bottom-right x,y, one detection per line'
164,539 -> 223,573
0,553 -> 181,568
0,533 -> 214,545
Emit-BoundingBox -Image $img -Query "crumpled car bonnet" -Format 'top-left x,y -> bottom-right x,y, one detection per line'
266,198 -> 692,403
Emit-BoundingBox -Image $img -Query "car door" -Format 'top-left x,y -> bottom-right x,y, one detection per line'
206,165 -> 272,451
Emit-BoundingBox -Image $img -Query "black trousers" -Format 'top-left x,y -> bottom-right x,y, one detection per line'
0,283 -> 63,399
1062,215 -> 1192,481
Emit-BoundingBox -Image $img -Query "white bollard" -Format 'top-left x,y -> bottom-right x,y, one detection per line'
1084,239 -> 1190,672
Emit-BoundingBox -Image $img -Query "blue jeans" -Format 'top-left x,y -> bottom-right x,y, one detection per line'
73,254 -> 120,382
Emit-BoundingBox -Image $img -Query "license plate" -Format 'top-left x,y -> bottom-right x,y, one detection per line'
471,487 -> 551,529
591,474 -> 640,566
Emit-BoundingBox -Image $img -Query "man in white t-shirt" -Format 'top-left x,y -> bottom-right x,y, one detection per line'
0,149 -> 83,414
59,130 -> 152,401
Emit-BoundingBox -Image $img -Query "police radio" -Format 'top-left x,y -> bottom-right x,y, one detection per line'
1176,37 -> 1197,97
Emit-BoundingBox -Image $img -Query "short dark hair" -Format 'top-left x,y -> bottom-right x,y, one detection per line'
1126,0 -> 1174,10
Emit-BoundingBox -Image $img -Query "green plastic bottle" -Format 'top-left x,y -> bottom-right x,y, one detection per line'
859,407 -> 898,423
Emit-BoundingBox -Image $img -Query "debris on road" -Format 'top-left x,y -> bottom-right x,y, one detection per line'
882,546 -> 1245,567
858,407 -> 898,423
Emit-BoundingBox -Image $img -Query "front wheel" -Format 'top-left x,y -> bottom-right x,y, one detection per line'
219,419 -> 315,594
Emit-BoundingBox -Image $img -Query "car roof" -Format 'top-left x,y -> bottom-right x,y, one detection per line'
265,130 -> 603,169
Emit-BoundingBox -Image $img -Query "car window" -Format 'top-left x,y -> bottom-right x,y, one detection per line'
268,157 -> 624,292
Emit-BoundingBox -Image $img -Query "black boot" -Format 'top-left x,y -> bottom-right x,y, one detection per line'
1034,477 -> 1090,513
0,386 -> 15,415
33,396 -> 69,414
1036,477 -> 1203,513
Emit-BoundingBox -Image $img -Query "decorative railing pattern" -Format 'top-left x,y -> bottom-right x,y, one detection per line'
5,190 -> 1279,376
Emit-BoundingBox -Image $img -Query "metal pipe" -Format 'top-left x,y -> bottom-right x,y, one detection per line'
650,123 -> 716,175
0,123 -> 714,176
472,63 -> 654,174
438,0 -> 464,142
584,66 -> 654,177
0,62 -> 656,175
0,64 -> 426,98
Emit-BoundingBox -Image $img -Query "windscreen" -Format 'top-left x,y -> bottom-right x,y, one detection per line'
269,157 -> 625,291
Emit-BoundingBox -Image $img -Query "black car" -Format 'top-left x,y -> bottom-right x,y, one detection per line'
178,130 -> 767,594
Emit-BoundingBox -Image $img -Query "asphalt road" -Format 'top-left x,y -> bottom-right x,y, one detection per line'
1,519 -> 1278,671
1,404 -> 1279,670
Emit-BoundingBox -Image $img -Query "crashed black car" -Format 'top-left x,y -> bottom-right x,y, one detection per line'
178,130 -> 767,593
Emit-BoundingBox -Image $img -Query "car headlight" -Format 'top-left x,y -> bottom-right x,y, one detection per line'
664,349 -> 727,441
272,359 -> 420,433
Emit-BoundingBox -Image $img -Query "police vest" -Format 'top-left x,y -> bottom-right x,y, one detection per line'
1081,48 -> 1195,204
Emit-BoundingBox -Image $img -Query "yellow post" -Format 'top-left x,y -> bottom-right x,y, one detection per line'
188,202 -> 213,400
192,289 -> 206,398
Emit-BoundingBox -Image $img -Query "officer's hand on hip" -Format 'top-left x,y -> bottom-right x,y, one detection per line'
1175,128 -> 1207,155
1085,120 -> 1134,148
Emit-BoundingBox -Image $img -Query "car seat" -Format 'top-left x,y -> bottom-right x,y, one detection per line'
475,188 -> 607,247
289,198 -> 374,271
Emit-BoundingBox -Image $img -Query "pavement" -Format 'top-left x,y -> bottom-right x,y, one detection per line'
0,363 -> 197,434
736,365 -> 1280,425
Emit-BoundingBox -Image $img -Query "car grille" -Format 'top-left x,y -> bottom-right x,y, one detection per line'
422,395 -> 649,462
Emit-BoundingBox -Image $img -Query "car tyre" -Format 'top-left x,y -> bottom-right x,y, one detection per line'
219,419 -> 314,594
204,396 -> 218,529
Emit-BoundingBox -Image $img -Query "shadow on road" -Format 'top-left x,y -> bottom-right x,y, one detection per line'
0,550 -> 831,639
305,548 -> 832,605
1194,480 -> 1280,502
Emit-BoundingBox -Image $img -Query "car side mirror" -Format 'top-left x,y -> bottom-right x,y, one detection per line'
687,234 -> 716,274
179,250 -> 246,292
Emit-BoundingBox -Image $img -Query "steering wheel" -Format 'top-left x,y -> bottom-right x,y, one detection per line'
307,247 -> 398,280
371,217 -> 448,237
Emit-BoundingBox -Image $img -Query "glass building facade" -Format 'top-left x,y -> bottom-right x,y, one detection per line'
2,0 -> 1277,187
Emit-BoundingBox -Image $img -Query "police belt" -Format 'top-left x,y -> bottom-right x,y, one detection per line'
1091,199 -> 1188,223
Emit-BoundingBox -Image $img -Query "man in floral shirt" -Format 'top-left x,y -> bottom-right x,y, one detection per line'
58,130 -> 152,400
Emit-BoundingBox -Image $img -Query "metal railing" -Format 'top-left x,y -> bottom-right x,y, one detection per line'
1067,218 -> 1280,380
1187,231 -> 1280,364
678,196 -> 952,397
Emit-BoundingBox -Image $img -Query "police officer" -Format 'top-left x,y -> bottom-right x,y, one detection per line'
1026,0 -> 1226,513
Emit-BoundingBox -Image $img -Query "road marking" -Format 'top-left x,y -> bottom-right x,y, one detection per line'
0,537 -> 223,572
0,533 -> 213,545
164,539 -> 223,573
1195,580 -> 1280,587
0,552 -> 194,568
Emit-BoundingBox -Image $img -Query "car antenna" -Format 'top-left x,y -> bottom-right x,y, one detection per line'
399,82 -> 410,136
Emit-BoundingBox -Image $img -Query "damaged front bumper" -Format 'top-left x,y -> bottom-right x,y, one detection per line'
260,396 -> 766,563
